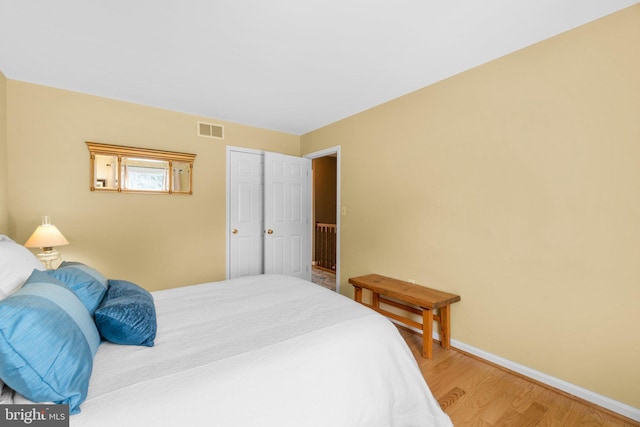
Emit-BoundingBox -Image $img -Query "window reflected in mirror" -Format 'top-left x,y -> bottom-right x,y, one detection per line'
122,158 -> 169,192
87,142 -> 196,194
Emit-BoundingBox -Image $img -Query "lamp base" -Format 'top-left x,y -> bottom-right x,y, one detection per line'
37,248 -> 61,270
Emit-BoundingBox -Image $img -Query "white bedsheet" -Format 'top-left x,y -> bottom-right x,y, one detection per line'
65,274 -> 451,426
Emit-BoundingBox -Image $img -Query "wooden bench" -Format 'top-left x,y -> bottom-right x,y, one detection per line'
349,274 -> 461,359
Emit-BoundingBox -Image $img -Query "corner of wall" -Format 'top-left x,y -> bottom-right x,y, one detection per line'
0,70 -> 8,235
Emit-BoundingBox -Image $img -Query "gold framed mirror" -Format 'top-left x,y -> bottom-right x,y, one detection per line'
86,142 -> 196,194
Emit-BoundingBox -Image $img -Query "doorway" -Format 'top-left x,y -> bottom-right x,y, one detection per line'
305,146 -> 341,293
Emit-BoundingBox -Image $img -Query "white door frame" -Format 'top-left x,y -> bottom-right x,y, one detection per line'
304,146 -> 341,293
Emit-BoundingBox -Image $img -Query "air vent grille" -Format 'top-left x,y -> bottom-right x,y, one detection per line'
197,121 -> 224,139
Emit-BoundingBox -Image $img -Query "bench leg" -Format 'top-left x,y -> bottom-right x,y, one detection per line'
372,291 -> 380,309
439,305 -> 451,349
354,286 -> 362,304
422,308 -> 433,359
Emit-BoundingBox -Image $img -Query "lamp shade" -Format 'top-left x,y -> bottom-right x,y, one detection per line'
24,224 -> 69,249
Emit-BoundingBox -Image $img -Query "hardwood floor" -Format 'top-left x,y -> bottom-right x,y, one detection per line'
398,328 -> 639,426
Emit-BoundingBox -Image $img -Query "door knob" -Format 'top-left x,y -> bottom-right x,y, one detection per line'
267,229 -> 274,234
232,228 -> 238,234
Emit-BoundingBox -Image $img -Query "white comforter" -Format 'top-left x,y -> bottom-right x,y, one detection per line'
65,274 -> 451,426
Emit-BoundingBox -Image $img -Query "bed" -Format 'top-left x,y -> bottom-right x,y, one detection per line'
0,235 -> 453,426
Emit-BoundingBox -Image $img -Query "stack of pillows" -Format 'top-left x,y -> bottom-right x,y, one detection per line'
0,235 -> 157,414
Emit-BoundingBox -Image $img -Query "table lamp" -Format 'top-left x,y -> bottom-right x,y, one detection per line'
24,216 -> 69,269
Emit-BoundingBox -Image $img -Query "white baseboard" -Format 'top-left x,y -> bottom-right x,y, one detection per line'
451,339 -> 640,422
392,320 -> 640,422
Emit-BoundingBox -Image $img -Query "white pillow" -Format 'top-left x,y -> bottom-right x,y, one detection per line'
0,379 -> 15,404
0,235 -> 45,300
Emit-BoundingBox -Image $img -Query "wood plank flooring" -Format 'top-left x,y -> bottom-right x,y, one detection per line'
397,328 -> 639,426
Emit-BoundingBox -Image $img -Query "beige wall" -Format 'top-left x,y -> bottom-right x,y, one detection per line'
6,81 -> 299,290
0,70 -> 8,234
301,6 -> 640,408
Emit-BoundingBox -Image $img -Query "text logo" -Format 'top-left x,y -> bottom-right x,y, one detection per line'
1,405 -> 68,426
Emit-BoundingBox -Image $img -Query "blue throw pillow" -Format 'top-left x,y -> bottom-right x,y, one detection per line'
0,270 -> 100,414
48,265 -> 108,314
94,280 -> 157,347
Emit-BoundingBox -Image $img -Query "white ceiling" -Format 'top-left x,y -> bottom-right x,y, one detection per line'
1,1 -> 637,135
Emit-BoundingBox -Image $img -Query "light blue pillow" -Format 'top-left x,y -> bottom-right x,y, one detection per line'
47,266 -> 108,314
94,280 -> 157,347
0,270 -> 100,414
58,261 -> 108,289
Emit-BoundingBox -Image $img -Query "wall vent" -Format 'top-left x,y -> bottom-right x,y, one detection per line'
197,121 -> 224,139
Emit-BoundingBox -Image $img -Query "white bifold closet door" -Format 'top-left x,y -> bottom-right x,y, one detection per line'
228,149 -> 311,281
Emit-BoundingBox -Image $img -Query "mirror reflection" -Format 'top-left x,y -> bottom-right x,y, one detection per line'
87,142 -> 196,194
94,154 -> 118,189
122,158 -> 169,192
172,161 -> 191,193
